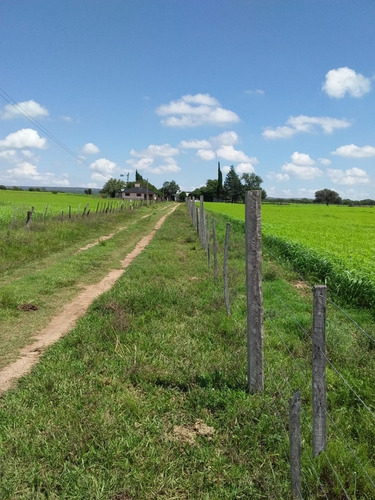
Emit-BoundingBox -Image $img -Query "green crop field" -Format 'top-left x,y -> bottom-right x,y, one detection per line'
0,190 -> 105,227
205,202 -> 375,309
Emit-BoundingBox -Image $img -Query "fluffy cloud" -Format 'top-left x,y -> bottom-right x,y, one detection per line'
197,149 -> 216,161
217,145 -> 254,163
0,100 -> 49,120
281,152 -> 323,179
263,115 -> 351,139
0,128 -> 47,149
127,143 -> 181,175
89,158 -> 118,177
5,161 -> 70,186
156,93 -> 240,127
130,144 -> 179,158
332,144 -> 375,158
267,172 -> 290,182
236,163 -> 255,174
322,67 -> 371,98
290,152 -> 315,166
328,167 -> 370,185
82,142 -> 100,155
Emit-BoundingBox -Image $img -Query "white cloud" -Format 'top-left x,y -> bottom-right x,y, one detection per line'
179,139 -> 211,149
322,67 -> 371,98
156,93 -> 240,127
127,143 -> 181,175
197,149 -> 216,161
212,131 -> 239,146
216,145 -> 256,164
318,158 -> 331,166
282,163 -> 323,179
130,144 -> 179,158
236,162 -> 255,174
290,152 -> 315,166
0,100 -> 49,120
89,158 -> 118,176
82,142 -> 100,155
0,128 -> 47,149
263,115 -> 351,139
142,157 -> 181,175
0,149 -> 20,162
332,144 -> 375,158
328,167 -> 370,185
267,172 -> 290,182
4,161 -> 70,186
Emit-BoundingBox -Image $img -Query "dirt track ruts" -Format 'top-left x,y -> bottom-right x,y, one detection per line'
0,204 -> 178,395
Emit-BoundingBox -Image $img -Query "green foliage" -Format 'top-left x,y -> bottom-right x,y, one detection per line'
217,161 -> 223,200
315,188 -> 342,205
162,180 -> 180,198
205,202 -> 375,310
223,166 -> 243,203
100,178 -> 126,198
241,173 -> 267,200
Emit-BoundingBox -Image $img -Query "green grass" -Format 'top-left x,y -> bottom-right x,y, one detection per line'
205,202 -> 375,311
0,203 -> 171,368
0,207 -> 374,498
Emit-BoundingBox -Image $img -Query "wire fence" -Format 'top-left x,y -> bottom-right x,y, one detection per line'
187,195 -> 375,499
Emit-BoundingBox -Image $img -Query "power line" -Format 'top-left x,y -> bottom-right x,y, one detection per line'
0,88 -> 91,168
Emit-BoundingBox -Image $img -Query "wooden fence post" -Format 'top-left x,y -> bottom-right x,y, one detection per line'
245,190 -> 263,393
290,390 -> 302,499
26,206 -> 34,228
312,285 -> 327,457
199,195 -> 206,250
224,222 -> 231,316
213,218 -> 218,284
206,214 -> 211,266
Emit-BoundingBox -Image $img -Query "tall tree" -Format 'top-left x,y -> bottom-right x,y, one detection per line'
135,170 -> 144,182
100,178 -> 126,198
314,189 -> 342,205
241,173 -> 267,200
223,166 -> 243,203
162,180 -> 180,199
217,162 -> 223,200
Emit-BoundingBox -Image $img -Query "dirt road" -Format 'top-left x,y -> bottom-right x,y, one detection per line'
0,204 -> 178,395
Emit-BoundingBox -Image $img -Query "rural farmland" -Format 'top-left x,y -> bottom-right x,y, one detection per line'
0,192 -> 374,498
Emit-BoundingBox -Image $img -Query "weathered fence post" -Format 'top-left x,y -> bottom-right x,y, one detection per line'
206,214 -> 211,266
192,198 -> 197,228
245,190 -> 263,393
213,218 -> 218,283
199,195 -> 206,250
312,285 -> 327,457
290,390 -> 302,499
26,206 -> 34,228
223,222 -> 231,316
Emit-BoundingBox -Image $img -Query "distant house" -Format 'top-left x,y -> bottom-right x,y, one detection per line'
120,183 -> 158,202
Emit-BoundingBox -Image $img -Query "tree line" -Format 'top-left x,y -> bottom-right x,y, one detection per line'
189,163 -> 267,203
100,171 -> 180,199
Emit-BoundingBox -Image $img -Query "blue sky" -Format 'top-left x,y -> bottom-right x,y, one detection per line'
1,0 -> 375,199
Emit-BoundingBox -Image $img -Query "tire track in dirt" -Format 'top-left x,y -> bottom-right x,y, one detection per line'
0,205 -> 178,395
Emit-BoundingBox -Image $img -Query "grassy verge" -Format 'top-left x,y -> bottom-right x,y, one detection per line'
0,207 -> 374,498
0,203 -> 171,368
